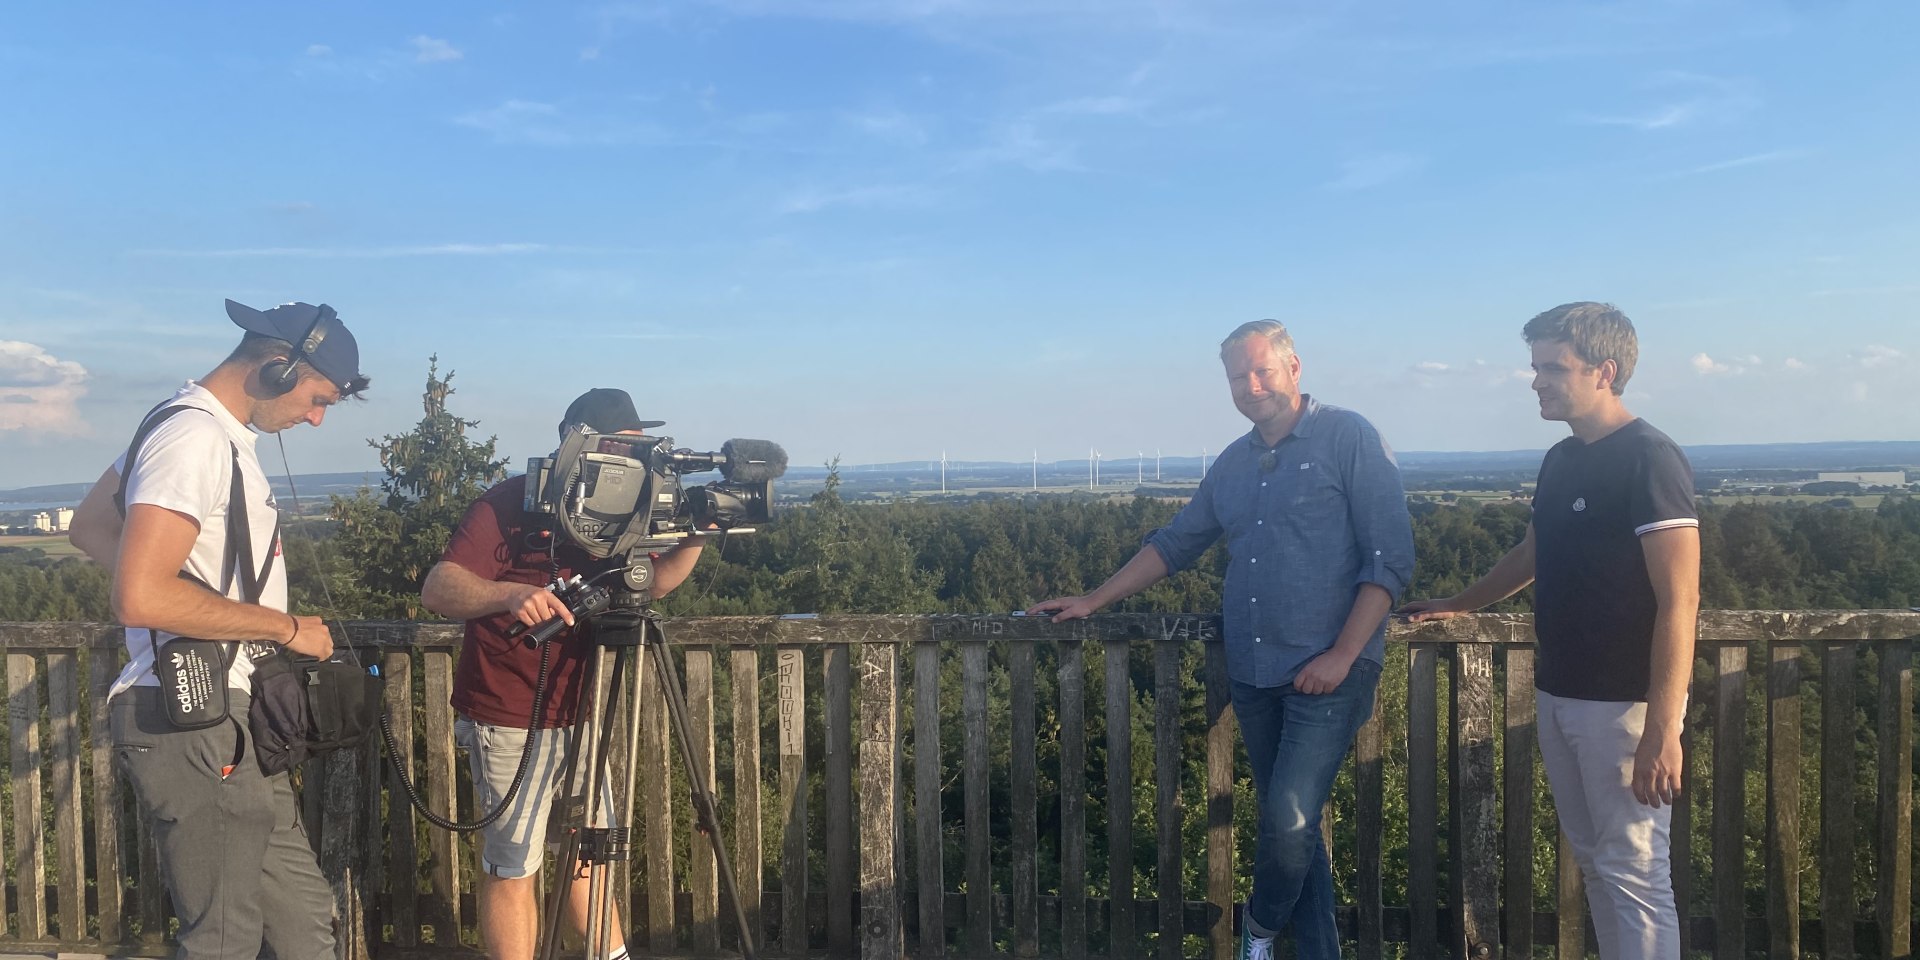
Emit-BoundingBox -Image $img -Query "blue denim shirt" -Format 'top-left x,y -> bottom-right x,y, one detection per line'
1146,396 -> 1415,688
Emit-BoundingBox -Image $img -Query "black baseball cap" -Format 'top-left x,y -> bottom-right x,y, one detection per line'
224,299 -> 367,395
561,388 -> 664,435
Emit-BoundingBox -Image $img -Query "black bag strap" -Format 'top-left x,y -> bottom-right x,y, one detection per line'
115,402 -> 194,519
118,402 -> 278,671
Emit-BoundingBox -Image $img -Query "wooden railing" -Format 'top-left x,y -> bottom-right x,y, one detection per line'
1,611 -> 1917,959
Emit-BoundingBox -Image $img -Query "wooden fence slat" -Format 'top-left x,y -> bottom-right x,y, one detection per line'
777,645 -> 809,957
1204,641 -> 1237,960
731,647 -> 766,953
1449,644 -> 1497,960
961,641 -> 993,957
913,642 -> 947,958
1059,637 -> 1089,960
382,650 -> 420,948
89,647 -> 125,944
422,650 -> 460,943
1673,667 -> 1698,960
1820,641 -> 1857,960
1105,637 -> 1136,960
686,646 -> 720,954
1766,641 -> 1801,960
1153,639 -> 1182,960
641,648 -> 674,953
1556,828 -> 1585,959
1878,639 -> 1913,960
319,738 -> 372,960
360,680 -> 386,959
824,644 -> 855,956
1712,642 -> 1748,960
857,642 -> 902,960
10,652 -> 49,940
1406,645 -> 1438,957
46,652 -> 86,940
1010,641 -> 1040,959
1501,647 -> 1535,960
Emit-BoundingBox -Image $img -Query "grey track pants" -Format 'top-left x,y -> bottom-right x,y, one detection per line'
111,687 -> 336,960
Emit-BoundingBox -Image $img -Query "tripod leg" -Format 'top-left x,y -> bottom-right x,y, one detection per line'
582,646 -> 632,960
648,637 -> 761,959
537,647 -> 595,960
538,645 -> 621,960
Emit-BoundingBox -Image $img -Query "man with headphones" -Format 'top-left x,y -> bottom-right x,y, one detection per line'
68,298 -> 369,960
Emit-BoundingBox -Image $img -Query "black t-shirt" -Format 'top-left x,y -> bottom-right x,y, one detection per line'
1532,419 -> 1697,702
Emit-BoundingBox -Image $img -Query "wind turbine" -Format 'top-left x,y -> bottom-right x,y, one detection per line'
1137,450 -> 1143,485
1202,446 -> 1209,476
940,450 -> 948,494
1155,448 -> 1162,480
1032,450 -> 1038,492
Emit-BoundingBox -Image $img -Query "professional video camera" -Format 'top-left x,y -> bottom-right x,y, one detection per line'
524,424 -> 788,560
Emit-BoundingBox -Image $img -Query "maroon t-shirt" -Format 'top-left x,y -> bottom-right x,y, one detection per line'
446,475 -> 620,728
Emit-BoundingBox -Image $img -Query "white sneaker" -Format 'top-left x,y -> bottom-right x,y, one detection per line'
1237,926 -> 1274,960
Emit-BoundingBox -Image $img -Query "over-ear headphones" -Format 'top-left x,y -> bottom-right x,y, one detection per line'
259,306 -> 337,397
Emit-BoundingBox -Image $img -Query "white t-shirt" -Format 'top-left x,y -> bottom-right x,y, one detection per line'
108,382 -> 288,700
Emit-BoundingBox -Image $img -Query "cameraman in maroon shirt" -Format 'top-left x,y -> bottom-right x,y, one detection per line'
421,388 -> 704,960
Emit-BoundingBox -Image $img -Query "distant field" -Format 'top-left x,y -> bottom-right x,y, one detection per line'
1706,494 -> 1887,509
0,534 -> 86,558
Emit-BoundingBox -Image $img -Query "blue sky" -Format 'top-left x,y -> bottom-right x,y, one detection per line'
2,1 -> 1916,488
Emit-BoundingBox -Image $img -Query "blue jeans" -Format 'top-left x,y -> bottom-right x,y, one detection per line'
1231,657 -> 1381,958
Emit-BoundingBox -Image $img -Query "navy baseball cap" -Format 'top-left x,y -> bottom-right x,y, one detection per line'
561,388 -> 664,435
225,298 -> 367,395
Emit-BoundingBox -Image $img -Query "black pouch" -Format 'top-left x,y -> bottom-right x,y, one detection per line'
250,650 -> 384,775
149,636 -> 234,730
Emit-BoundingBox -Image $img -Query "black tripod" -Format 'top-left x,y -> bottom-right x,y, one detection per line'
532,567 -> 759,960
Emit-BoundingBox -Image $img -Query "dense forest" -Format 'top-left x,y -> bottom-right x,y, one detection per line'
8,486 -> 1918,622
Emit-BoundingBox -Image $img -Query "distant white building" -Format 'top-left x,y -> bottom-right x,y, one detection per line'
1816,471 -> 1907,486
29,512 -> 52,533
54,507 -> 74,531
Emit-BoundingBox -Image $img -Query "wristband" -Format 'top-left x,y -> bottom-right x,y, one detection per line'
285,613 -> 300,646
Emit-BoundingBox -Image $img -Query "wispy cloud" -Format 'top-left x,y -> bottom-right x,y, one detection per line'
1324,152 -> 1424,192
454,98 -> 670,146
1858,345 -> 1903,369
1810,282 -> 1920,298
844,109 -> 932,146
1577,71 -> 1758,131
957,121 -> 1081,172
1674,149 -> 1804,177
0,341 -> 89,435
1043,96 -> 1149,116
411,36 -> 464,64
1690,352 -> 1741,375
131,243 -> 554,259
778,183 -> 940,215
306,44 -> 332,57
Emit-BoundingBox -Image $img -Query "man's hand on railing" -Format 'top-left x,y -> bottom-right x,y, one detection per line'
1396,597 -> 1465,623
1026,596 -> 1098,623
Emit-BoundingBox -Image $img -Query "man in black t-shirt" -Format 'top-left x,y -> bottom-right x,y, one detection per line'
1402,302 -> 1699,959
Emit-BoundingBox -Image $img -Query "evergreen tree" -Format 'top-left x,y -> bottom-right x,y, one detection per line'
327,357 -> 507,618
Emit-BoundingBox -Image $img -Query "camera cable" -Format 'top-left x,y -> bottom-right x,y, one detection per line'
274,434 -> 560,833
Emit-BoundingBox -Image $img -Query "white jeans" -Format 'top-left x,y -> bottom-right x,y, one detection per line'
1536,690 -> 1680,960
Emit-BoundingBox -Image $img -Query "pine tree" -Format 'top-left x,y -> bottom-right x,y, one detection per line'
328,357 -> 508,618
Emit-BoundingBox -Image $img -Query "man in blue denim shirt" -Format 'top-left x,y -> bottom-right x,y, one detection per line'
1029,320 -> 1413,960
